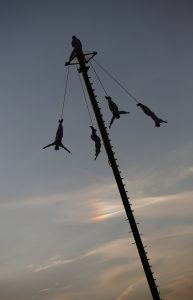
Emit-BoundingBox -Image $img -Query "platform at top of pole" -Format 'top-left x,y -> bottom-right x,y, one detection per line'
65,51 -> 97,67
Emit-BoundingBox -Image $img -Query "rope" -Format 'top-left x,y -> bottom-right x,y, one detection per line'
89,61 -> 108,96
93,58 -> 139,104
60,65 -> 70,119
77,70 -> 94,126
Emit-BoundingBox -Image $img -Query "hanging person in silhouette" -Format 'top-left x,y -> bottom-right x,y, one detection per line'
137,103 -> 167,127
90,126 -> 101,160
66,36 -> 83,65
105,96 -> 130,128
43,119 -> 71,153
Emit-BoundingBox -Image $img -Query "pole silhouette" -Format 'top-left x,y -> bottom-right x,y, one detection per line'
67,51 -> 161,300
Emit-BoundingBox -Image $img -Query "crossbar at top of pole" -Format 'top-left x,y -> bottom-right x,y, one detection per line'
65,47 -> 161,300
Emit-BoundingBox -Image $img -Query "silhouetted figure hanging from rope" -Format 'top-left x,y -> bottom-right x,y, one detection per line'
43,119 -> 71,153
105,96 -> 130,128
137,103 -> 167,127
66,36 -> 83,65
90,126 -> 101,160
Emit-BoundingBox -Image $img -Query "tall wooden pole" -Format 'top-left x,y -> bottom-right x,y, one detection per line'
69,51 -> 161,300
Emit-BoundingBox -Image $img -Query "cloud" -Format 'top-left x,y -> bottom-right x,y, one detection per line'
27,256 -> 77,273
133,189 -> 193,218
89,201 -> 122,222
188,166 -> 193,173
2,150 -> 193,300
115,278 -> 146,300
51,182 -> 123,225
83,237 -> 136,260
7,210 -> 193,300
27,237 -> 132,273
39,288 -> 49,293
164,275 -> 193,300
124,143 -> 193,198
0,180 -> 125,243
100,264 -> 139,288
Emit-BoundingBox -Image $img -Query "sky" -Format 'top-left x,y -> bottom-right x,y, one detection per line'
0,0 -> 193,299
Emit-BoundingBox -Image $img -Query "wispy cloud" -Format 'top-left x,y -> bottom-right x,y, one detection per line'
27,256 -> 77,273
39,288 -> 49,293
163,274 -> 193,300
124,144 -> 193,198
134,189 -> 193,218
115,278 -> 145,300
188,166 -> 193,173
27,235 -> 138,274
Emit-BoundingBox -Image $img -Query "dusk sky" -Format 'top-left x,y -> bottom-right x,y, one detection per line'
0,1 -> 193,299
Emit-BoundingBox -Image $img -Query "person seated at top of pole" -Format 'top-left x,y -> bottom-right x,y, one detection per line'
43,119 -> 71,153
105,96 -> 130,128
90,126 -> 101,160
66,36 -> 83,65
137,102 -> 167,127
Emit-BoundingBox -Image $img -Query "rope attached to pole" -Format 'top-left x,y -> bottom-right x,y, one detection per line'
93,58 -> 139,104
60,65 -> 70,119
77,70 -> 94,127
89,61 -> 109,97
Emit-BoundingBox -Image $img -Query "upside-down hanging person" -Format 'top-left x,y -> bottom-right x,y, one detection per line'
90,126 -> 101,160
43,119 -> 71,153
137,103 -> 167,127
105,96 -> 130,128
